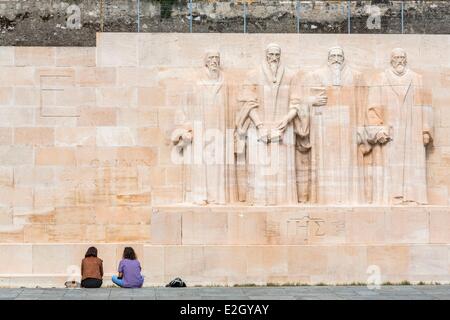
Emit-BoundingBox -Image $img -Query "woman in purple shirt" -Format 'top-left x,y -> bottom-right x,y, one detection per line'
112,247 -> 144,288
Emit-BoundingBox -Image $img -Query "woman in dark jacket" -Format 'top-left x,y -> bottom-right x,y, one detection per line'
81,246 -> 104,288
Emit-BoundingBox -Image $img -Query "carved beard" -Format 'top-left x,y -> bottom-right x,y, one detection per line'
392,62 -> 407,76
206,65 -> 220,79
268,60 -> 279,83
329,61 -> 343,86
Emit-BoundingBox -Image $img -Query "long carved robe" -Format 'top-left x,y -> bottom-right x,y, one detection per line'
367,68 -> 432,205
235,63 -> 300,205
303,65 -> 366,205
177,71 -> 235,204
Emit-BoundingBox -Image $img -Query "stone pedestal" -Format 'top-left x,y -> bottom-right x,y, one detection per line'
0,206 -> 448,287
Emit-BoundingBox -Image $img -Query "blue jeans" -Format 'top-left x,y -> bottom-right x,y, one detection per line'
112,275 -> 124,287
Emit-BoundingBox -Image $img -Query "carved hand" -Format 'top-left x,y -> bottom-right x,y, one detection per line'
375,131 -> 391,145
423,132 -> 432,146
270,129 -> 282,143
310,93 -> 328,107
257,125 -> 270,144
171,128 -> 192,149
276,116 -> 290,133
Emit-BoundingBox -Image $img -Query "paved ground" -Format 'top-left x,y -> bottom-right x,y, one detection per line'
0,285 -> 448,300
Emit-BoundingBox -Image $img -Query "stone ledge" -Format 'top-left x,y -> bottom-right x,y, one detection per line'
150,206 -> 450,245
0,206 -> 448,244
0,243 -> 448,287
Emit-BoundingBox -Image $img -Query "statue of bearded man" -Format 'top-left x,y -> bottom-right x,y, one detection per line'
366,48 -> 433,205
172,50 -> 236,205
235,43 -> 301,205
297,46 -> 367,205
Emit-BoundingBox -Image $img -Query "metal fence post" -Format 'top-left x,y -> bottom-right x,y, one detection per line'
347,0 -> 351,34
401,1 -> 404,34
244,1 -> 247,33
189,0 -> 193,33
137,0 -> 140,32
296,0 -> 301,33
100,0 -> 104,32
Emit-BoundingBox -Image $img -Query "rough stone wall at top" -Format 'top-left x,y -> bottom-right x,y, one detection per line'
0,1 -> 450,47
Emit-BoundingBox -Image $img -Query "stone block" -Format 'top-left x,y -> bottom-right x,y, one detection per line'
94,206 -> 151,225
76,67 -> 116,87
427,187 -> 449,205
53,206 -> 95,225
85,225 -> 107,243
116,147 -> 157,167
0,244 -> 32,273
0,167 -> 13,187
14,127 -> 54,146
15,47 -> 55,66
245,245 -> 288,277
32,244 -> 83,274
116,108 -> 158,127
150,208 -> 181,245
0,108 -> 34,127
0,67 -> 35,86
287,246 -> 328,276
55,127 -> 96,147
0,146 -> 34,166
409,245 -> 449,276
142,245 -> 165,283
0,47 -> 14,66
17,208 -> 55,225
35,114 -> 78,127
105,225 -> 151,242
42,87 -> 95,109
115,192 -> 151,206
13,187 -> 34,207
0,87 -> 13,106
33,188 -> 77,208
228,210 -> 271,245
14,87 -> 40,106
345,208 -> 386,243
151,186 -> 183,205
136,127 -> 166,146
77,107 -> 117,126
96,127 -> 136,147
14,166 -> 54,188
429,210 -> 450,243
181,209 -> 228,245
0,207 -> 12,224
0,128 -> 12,145
97,33 -> 138,67
434,128 -> 450,147
46,224 -> 88,242
55,47 -> 96,67
0,225 -> 24,243
35,147 -> 76,166
138,87 -> 166,107
116,67 -> 158,87
367,245 -> 409,279
23,225 -> 49,243
96,87 -> 137,108
385,208 -> 429,244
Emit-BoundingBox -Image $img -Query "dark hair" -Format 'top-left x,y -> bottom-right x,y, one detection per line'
123,247 -> 137,260
85,246 -> 98,258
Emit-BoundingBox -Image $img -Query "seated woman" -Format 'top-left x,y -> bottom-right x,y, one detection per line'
112,247 -> 144,288
81,247 -> 103,288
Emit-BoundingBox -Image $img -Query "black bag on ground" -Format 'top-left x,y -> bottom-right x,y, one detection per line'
166,277 -> 186,287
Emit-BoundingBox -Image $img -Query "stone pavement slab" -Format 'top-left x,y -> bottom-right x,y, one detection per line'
0,285 -> 447,300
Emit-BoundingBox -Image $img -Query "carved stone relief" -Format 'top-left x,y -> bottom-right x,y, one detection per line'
171,46 -> 433,206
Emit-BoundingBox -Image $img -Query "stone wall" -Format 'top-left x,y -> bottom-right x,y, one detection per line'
0,1 -> 450,46
0,33 -> 449,286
